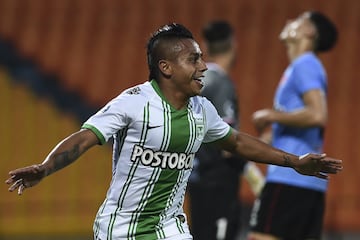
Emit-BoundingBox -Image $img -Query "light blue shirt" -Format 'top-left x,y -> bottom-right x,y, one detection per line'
266,52 -> 328,192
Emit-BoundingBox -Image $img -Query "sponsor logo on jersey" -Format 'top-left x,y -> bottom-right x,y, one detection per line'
101,104 -> 111,113
131,145 -> 194,170
126,86 -> 141,95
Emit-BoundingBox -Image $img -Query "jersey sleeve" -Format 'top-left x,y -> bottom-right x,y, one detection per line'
202,98 -> 231,143
81,94 -> 131,144
293,59 -> 327,95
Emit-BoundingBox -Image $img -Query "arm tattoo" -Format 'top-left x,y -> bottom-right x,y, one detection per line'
48,144 -> 81,175
283,155 -> 293,167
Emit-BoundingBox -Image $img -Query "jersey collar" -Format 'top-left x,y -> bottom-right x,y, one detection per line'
150,79 -> 189,113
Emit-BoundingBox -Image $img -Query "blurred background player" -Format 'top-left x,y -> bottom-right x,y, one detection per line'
247,11 -> 338,240
188,20 -> 264,240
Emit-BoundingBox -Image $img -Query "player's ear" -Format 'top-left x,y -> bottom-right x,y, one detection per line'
159,60 -> 172,77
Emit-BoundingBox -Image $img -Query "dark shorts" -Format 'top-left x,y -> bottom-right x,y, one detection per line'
249,182 -> 325,240
188,182 -> 241,240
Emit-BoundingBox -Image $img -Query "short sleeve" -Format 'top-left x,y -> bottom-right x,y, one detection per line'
202,98 -> 231,143
293,58 -> 326,95
82,95 -> 130,144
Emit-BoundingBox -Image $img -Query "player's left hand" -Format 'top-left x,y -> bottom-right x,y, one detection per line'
293,153 -> 343,179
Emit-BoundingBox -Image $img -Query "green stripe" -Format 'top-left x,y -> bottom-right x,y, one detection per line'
107,213 -> 116,240
94,199 -> 108,238
128,167 -> 161,237
175,216 -> 185,234
81,124 -> 106,144
156,168 -> 185,236
134,102 -> 192,238
96,129 -> 126,238
160,101 -> 171,150
170,170 -> 186,234
171,106 -> 195,234
133,102 -> 171,239
115,128 -> 128,159
186,106 -> 197,153
127,103 -> 152,238
168,108 -> 189,152
210,127 -> 232,144
134,169 -> 180,237
107,103 -> 150,239
155,101 -> 170,239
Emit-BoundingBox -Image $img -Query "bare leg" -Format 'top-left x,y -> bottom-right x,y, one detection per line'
247,231 -> 281,240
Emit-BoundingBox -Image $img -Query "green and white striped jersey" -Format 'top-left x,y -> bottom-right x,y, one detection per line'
82,80 -> 231,239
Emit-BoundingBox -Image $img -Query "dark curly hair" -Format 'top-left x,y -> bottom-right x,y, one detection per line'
309,11 -> 338,52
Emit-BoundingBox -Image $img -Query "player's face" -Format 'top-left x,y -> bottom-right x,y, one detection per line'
169,39 -> 207,97
279,12 -> 315,42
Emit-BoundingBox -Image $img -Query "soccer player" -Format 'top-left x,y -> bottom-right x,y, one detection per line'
6,23 -> 341,240
247,11 -> 338,240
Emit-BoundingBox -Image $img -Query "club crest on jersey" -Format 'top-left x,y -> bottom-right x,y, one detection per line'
195,118 -> 204,140
196,125 -> 204,140
131,145 -> 194,170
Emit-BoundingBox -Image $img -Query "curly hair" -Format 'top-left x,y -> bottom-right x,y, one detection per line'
309,11 -> 338,52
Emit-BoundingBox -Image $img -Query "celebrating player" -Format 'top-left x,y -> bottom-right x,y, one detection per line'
6,23 -> 342,240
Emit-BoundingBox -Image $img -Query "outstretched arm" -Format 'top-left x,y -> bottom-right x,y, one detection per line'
218,129 -> 342,179
6,129 -> 99,195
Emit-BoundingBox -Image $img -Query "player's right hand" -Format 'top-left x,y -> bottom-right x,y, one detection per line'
5,164 -> 46,195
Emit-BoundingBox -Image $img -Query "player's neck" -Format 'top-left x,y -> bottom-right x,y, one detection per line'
156,81 -> 189,110
286,41 -> 314,62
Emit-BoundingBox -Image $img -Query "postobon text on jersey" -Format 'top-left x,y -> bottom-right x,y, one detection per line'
131,145 -> 194,170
